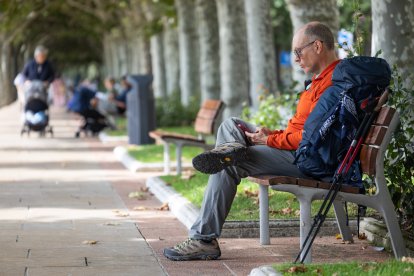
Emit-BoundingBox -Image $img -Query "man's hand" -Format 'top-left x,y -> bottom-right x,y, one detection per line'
245,128 -> 268,145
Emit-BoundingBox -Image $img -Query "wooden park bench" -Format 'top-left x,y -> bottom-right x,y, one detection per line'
248,106 -> 407,263
149,99 -> 224,175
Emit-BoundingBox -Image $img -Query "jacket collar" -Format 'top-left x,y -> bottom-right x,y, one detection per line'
312,59 -> 341,82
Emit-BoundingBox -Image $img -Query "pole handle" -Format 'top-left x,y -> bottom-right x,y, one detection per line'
374,88 -> 390,112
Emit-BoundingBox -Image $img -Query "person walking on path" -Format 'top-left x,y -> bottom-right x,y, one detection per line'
163,21 -> 340,261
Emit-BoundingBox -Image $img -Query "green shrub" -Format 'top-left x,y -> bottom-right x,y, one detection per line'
385,67 -> 414,231
241,91 -> 297,130
155,91 -> 200,127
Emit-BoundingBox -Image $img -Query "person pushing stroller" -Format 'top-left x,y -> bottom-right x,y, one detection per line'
20,45 -> 55,136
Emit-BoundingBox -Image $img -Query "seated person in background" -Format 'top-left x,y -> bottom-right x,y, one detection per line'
114,75 -> 133,115
92,77 -> 119,115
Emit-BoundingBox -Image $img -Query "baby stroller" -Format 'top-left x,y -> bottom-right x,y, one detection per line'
67,86 -> 109,137
20,81 -> 53,137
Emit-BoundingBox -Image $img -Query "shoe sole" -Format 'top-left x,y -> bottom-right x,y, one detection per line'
192,146 -> 248,174
164,253 -> 221,261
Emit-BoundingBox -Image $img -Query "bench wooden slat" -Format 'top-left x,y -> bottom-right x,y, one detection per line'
194,117 -> 216,134
193,100 -> 223,135
360,145 -> 379,176
202,99 -> 223,110
364,126 -> 387,146
297,178 -> 319,188
249,175 -> 360,194
374,106 -> 395,126
196,108 -> 218,120
149,130 -> 205,143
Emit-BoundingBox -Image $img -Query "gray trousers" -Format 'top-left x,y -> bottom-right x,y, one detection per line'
189,117 -> 308,240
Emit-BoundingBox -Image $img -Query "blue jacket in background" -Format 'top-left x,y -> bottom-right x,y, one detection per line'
22,59 -> 55,83
67,86 -> 96,113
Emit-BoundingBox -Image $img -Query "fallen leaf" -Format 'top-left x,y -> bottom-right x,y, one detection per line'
133,206 -> 149,211
313,268 -> 323,275
115,212 -> 129,217
294,210 -> 301,216
140,187 -> 149,192
361,245 -> 368,250
281,207 -> 293,215
181,172 -> 195,180
104,222 -> 120,226
286,265 -> 307,273
254,197 -> 260,205
341,240 -> 353,244
269,209 -> 279,215
335,233 -> 342,240
402,256 -> 414,263
244,189 -> 259,198
128,191 -> 147,200
156,202 -> 169,211
358,232 -> 367,240
82,240 -> 98,245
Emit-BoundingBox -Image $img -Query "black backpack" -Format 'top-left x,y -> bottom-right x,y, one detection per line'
294,57 -> 391,186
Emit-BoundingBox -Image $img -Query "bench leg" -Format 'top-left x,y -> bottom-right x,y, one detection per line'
259,185 -> 270,245
298,196 -> 312,263
380,202 -> 407,259
333,200 -> 354,242
163,143 -> 170,174
176,142 -> 183,175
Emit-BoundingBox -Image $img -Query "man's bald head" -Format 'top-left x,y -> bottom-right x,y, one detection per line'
301,22 -> 335,50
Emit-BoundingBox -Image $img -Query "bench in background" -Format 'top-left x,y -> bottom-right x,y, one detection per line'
149,100 -> 224,175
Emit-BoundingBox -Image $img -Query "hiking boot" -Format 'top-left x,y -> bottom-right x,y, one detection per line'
163,238 -> 221,261
192,142 -> 248,174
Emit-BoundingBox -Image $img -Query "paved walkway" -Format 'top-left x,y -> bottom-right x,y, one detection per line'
0,103 -> 165,275
0,103 -> 392,276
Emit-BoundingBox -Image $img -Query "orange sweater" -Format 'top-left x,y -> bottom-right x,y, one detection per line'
267,60 -> 340,150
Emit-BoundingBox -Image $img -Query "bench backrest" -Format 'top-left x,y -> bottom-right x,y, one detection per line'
194,100 -> 224,135
360,106 -> 399,176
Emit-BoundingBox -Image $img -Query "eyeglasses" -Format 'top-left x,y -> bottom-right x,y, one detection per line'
293,40 -> 323,59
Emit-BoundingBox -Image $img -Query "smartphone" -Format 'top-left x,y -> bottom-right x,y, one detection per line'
237,124 -> 254,145
237,124 -> 252,133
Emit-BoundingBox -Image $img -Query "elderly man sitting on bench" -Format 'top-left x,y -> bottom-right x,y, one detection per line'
164,21 -> 340,261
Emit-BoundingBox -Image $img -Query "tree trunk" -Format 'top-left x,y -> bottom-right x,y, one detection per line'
371,0 -> 414,81
175,0 -> 200,106
216,0 -> 250,118
117,37 -> 129,76
150,33 -> 167,98
0,41 -> 16,107
286,0 -> 339,87
127,34 -> 140,75
103,34 -> 114,76
107,35 -> 120,78
163,23 -> 180,96
244,0 -> 277,110
138,35 -> 152,75
196,0 -> 220,102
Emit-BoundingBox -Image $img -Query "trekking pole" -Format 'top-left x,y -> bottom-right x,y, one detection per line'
294,88 -> 389,264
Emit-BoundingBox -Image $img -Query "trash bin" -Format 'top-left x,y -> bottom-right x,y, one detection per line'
126,75 -> 155,145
